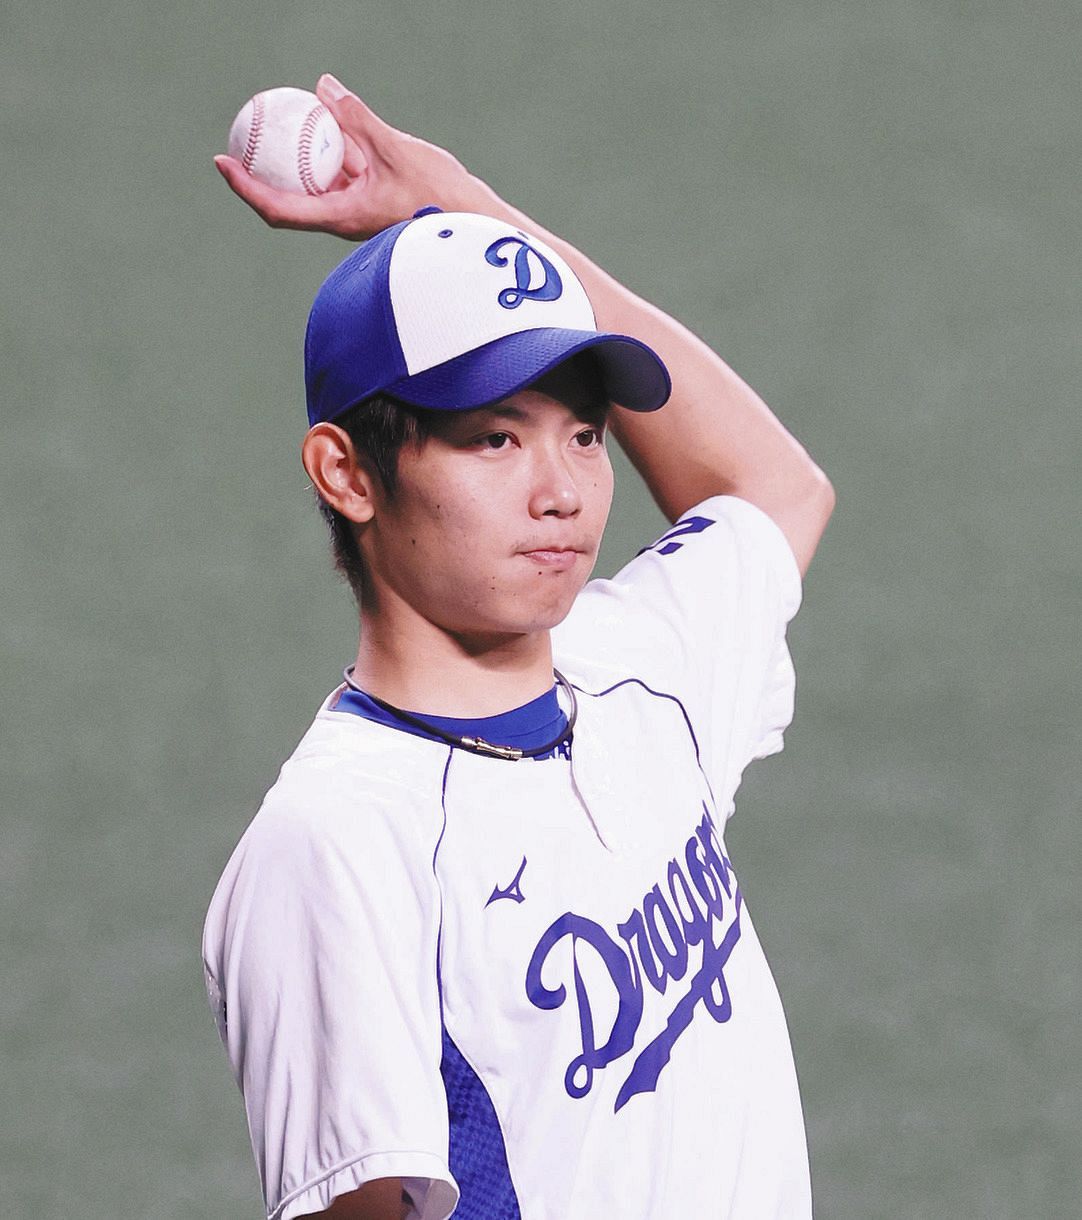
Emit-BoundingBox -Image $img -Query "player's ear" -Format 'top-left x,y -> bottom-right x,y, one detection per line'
302,423 -> 378,523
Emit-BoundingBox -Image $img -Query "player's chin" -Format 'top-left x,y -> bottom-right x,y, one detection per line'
515,570 -> 591,629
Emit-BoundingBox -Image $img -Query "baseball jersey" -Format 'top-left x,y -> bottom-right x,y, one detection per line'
202,494 -> 810,1220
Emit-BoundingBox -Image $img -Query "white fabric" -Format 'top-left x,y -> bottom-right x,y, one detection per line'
203,495 -> 809,1219
389,212 -> 596,373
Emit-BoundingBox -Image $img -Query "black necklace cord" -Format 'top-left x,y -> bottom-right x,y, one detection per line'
340,666 -> 577,762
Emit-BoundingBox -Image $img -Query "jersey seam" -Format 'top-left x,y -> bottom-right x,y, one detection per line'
433,747 -> 454,1011
439,1026 -> 523,1216
569,676 -> 719,814
433,751 -> 524,1213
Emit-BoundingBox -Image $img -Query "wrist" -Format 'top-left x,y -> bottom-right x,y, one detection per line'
443,174 -> 512,221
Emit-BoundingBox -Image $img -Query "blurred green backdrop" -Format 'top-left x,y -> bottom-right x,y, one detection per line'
3,0 -> 1079,1216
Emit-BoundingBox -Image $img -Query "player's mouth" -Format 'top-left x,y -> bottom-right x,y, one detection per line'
519,547 -> 584,571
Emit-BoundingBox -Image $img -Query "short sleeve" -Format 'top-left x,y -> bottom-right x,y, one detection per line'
554,495 -> 802,802
202,763 -> 459,1220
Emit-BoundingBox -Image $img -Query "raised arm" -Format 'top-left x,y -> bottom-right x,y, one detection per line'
216,75 -> 834,575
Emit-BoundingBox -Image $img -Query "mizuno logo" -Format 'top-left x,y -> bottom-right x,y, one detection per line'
484,235 -> 563,310
486,855 -> 528,906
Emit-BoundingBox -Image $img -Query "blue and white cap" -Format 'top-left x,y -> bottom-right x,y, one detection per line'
304,207 -> 671,425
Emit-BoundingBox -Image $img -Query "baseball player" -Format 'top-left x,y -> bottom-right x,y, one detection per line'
204,73 -> 834,1220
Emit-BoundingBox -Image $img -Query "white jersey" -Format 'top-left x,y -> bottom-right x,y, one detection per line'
203,495 -> 810,1220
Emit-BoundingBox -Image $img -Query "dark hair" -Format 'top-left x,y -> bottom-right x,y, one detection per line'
315,394 -> 438,600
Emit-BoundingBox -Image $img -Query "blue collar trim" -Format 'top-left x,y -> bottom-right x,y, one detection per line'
334,682 -> 568,754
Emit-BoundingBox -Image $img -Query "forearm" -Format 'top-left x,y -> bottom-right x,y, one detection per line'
447,177 -> 835,570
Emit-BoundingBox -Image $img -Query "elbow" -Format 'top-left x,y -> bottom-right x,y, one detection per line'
788,463 -> 835,576
808,464 -> 836,524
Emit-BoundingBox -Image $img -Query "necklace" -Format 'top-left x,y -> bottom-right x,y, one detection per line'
340,666 -> 578,762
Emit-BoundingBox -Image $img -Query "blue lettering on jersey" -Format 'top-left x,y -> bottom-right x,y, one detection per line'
485,236 -> 563,310
525,808 -> 741,1112
637,515 -> 715,558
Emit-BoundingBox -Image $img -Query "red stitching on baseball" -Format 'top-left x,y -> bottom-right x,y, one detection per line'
298,103 -> 327,196
242,92 -> 265,174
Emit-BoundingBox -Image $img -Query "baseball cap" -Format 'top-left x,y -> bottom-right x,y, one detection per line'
304,207 -> 671,426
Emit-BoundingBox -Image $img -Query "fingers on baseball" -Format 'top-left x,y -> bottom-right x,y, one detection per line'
214,155 -> 261,201
213,155 -> 328,231
341,133 -> 368,179
316,76 -> 394,157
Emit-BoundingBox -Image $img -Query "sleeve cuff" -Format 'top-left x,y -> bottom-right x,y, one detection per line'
273,1150 -> 459,1220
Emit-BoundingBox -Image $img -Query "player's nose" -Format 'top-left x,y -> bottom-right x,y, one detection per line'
528,447 -> 582,518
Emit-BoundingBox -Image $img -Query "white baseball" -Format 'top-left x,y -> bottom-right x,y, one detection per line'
227,87 -> 345,196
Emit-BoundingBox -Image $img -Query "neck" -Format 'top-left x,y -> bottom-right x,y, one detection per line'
351,611 -> 556,718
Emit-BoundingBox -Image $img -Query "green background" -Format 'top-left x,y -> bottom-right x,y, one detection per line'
3,0 -> 1079,1215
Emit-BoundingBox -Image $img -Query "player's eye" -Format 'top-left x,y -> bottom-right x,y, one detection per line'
573,426 -> 604,448
479,432 -> 512,450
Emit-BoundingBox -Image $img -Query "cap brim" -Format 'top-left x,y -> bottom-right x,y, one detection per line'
383,328 -> 671,413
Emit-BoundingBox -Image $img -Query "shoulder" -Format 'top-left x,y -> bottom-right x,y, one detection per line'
616,495 -> 801,606
554,495 -> 801,682
203,699 -> 451,945
261,694 -> 456,826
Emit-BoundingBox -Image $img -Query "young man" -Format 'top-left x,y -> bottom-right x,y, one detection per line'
204,75 -> 834,1220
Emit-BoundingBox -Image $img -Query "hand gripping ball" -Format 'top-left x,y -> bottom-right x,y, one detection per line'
228,86 -> 345,195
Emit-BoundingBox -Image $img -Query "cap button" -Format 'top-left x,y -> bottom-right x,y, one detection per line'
412,205 -> 443,218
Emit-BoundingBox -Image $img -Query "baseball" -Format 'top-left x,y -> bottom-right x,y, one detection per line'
227,86 -> 345,196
